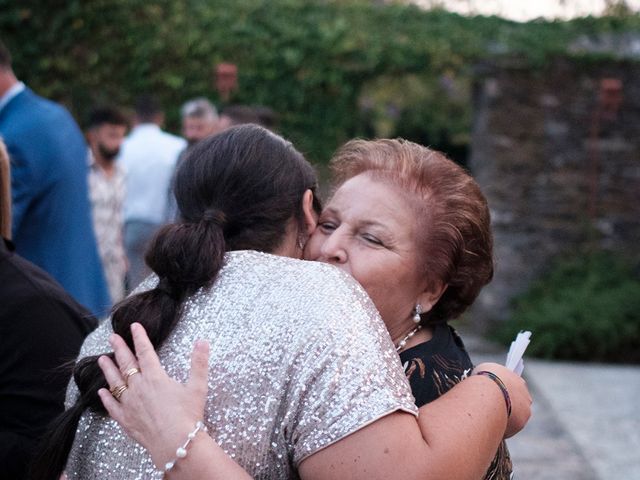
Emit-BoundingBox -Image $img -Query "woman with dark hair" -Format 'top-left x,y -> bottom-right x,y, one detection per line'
37,126 -> 530,480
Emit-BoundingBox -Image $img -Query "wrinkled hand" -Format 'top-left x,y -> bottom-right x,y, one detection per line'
97,322 -> 210,469
472,362 -> 532,438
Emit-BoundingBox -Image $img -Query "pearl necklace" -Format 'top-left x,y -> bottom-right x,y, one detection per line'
395,324 -> 422,353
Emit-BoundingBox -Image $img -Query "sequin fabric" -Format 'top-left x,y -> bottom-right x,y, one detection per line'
65,250 -> 417,479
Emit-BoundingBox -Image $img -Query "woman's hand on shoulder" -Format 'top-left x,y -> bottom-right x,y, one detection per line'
97,322 -> 210,469
472,362 -> 532,438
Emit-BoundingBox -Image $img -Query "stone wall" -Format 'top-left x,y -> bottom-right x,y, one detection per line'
468,58 -> 640,329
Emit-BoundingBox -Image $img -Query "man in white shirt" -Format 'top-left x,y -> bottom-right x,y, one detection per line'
118,95 -> 186,290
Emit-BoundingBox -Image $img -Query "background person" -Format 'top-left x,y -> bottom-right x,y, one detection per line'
216,104 -> 279,132
0,139 -> 9,238
86,106 -> 129,305
0,138 -> 97,479
180,97 -> 220,146
0,38 -> 109,317
166,98 -> 221,221
118,94 -> 186,290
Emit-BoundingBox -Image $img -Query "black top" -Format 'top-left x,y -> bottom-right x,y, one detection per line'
399,323 -> 513,480
0,238 -> 97,479
399,323 -> 474,406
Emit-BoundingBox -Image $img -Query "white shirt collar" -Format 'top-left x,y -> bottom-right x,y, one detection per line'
0,81 -> 25,113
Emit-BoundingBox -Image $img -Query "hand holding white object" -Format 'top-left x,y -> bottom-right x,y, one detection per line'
505,331 -> 532,376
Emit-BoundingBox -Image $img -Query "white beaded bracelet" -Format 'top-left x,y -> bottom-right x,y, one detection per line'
164,420 -> 209,473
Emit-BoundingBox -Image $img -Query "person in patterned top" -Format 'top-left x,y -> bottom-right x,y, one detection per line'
86,106 -> 129,306
307,138 -> 513,479
400,324 -> 513,479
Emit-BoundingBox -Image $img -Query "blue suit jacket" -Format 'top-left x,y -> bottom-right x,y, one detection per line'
0,88 -> 110,317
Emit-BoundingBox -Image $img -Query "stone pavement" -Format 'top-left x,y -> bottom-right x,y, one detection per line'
461,332 -> 640,480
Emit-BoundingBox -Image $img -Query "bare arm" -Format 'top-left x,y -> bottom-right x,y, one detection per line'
299,365 -> 527,480
99,324 -> 530,480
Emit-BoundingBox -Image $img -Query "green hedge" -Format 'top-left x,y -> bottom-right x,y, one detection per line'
1,1 -> 639,162
491,251 -> 640,363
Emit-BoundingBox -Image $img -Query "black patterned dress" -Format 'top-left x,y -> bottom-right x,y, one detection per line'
399,323 -> 513,480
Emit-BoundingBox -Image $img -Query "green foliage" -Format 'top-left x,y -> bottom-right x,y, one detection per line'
1,0 -> 639,162
492,251 -> 640,363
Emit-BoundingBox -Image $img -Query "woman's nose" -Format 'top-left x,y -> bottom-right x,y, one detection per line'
320,230 -> 347,264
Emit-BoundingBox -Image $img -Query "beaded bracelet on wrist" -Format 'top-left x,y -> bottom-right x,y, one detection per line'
163,420 -> 208,473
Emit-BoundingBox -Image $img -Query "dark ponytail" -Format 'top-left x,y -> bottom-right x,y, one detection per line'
30,221 -> 226,480
112,220 -> 225,348
30,124 -> 321,479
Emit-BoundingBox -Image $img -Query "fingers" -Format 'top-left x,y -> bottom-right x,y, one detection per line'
109,333 -> 140,383
98,355 -> 126,391
187,340 -> 210,395
130,322 -> 162,372
97,355 -> 126,421
98,387 -> 124,423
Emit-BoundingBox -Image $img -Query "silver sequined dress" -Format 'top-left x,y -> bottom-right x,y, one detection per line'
65,251 -> 417,479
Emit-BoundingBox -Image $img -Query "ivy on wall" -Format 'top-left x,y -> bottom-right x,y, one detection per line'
1,0 -> 638,162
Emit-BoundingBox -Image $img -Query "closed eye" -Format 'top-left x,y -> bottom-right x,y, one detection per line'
362,234 -> 384,246
319,222 -> 337,232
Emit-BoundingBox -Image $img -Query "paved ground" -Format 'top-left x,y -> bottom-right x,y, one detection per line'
462,332 -> 640,480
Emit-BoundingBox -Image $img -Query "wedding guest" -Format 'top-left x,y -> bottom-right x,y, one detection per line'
0,138 -> 97,479
0,38 -> 109,316
0,139 -> 9,238
166,98 -> 221,222
216,104 -> 278,133
180,98 -> 220,146
86,106 -> 129,304
306,138 -> 512,478
118,94 -> 186,290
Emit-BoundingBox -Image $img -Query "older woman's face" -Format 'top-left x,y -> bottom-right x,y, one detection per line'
305,173 -> 432,332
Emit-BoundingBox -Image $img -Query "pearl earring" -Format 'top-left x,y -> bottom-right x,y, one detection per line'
413,304 -> 422,324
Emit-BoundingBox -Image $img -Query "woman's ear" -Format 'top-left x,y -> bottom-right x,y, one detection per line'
417,282 -> 448,314
301,189 -> 318,236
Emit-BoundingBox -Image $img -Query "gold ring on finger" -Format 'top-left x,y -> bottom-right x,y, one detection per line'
123,367 -> 141,382
110,384 -> 128,400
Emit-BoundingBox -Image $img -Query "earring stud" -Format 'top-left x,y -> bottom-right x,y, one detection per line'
413,304 -> 422,324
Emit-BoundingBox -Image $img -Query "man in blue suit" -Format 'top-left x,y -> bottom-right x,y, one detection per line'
0,39 -> 110,317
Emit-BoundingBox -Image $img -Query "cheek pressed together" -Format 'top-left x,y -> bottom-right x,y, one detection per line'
304,173 -> 444,343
